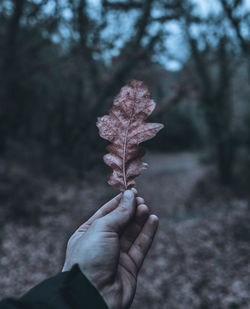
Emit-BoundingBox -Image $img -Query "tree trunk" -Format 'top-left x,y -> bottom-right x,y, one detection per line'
0,0 -> 25,155
216,134 -> 235,186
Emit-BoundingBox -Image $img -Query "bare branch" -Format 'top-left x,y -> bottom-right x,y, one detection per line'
102,0 -> 142,11
220,0 -> 249,54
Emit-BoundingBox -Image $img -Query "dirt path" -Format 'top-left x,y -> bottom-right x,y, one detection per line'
132,153 -> 250,309
0,152 -> 206,299
1,152 -> 250,308
137,152 -> 207,215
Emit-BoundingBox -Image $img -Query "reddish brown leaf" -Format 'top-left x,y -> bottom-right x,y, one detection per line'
97,80 -> 164,191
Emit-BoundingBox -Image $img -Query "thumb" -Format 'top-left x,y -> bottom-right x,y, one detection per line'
101,190 -> 136,232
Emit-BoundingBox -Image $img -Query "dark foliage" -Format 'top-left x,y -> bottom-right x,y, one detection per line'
0,0 -> 249,183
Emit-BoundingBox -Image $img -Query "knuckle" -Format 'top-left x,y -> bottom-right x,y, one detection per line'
134,242 -> 144,253
113,281 -> 122,295
91,217 -> 107,230
92,218 -> 102,227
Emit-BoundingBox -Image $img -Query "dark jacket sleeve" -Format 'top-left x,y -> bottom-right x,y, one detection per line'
0,264 -> 109,309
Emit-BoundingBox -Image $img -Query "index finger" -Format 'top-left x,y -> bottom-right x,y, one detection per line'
77,188 -> 138,232
87,187 -> 138,224
78,194 -> 122,232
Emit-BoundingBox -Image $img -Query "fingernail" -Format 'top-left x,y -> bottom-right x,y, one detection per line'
137,197 -> 145,203
131,187 -> 138,195
123,190 -> 134,200
150,214 -> 159,224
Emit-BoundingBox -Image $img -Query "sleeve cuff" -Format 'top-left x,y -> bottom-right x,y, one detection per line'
61,264 -> 109,309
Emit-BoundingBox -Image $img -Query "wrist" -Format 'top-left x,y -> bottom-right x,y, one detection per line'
97,284 -> 122,309
80,270 -> 122,309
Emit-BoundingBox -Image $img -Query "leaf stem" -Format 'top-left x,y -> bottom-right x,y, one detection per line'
122,125 -> 129,189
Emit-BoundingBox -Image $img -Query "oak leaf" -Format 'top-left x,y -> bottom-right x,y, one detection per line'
97,80 -> 164,191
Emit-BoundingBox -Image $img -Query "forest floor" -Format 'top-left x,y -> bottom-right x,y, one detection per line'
0,152 -> 250,308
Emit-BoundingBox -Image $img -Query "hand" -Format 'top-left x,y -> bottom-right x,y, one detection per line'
62,189 -> 159,309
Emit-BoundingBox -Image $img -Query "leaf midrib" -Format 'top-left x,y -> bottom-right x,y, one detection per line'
122,98 -> 137,190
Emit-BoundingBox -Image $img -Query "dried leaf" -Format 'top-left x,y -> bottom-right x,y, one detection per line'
97,80 -> 164,191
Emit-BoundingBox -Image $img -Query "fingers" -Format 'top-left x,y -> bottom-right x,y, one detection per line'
136,196 -> 144,205
86,188 -> 138,224
120,204 -> 149,252
87,194 -> 122,224
100,190 -> 136,232
77,193 -> 122,232
77,188 -> 138,233
128,214 -> 159,271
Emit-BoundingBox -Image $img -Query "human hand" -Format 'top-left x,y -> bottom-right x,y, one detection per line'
62,189 -> 159,309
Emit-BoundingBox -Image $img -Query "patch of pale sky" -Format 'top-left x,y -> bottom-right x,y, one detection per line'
88,0 -> 226,71
159,22 -> 188,71
88,0 -> 101,5
192,0 -> 222,17
62,7 -> 73,20
43,0 -> 55,15
50,0 -> 250,71
99,9 -> 141,63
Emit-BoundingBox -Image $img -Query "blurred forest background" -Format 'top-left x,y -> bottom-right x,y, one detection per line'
0,0 -> 250,308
